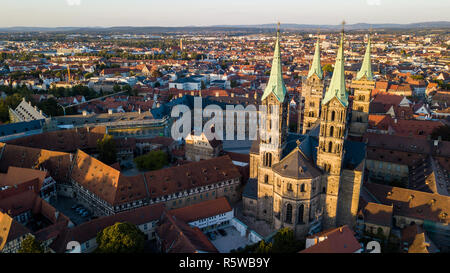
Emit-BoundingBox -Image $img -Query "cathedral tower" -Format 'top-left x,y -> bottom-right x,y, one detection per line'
301,38 -> 325,134
316,24 -> 349,229
257,23 -> 289,222
349,35 -> 375,137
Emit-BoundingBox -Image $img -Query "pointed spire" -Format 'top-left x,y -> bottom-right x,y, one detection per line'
356,34 -> 373,81
307,37 -> 323,79
261,22 -> 287,103
322,21 -> 348,107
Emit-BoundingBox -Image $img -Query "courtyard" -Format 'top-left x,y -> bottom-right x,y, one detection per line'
209,226 -> 253,253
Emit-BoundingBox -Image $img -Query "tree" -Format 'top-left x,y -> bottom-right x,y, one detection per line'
322,64 -> 334,74
254,240 -> 272,254
134,150 -> 168,171
271,227 -> 303,253
18,235 -> 44,253
431,125 -> 450,141
97,134 -> 117,165
113,84 -> 122,92
96,222 -> 146,253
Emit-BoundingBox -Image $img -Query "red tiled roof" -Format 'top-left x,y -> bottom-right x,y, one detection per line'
169,197 -> 232,223
301,226 -> 361,253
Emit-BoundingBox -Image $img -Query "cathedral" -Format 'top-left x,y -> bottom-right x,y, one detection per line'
244,24 -> 374,239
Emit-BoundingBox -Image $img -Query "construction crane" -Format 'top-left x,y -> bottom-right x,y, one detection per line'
67,64 -> 72,83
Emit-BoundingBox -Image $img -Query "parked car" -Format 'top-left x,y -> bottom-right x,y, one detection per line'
218,229 -> 227,236
207,232 -> 216,240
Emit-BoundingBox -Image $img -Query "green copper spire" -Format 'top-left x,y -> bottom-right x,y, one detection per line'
307,38 -> 323,79
356,35 -> 373,81
261,23 -> 287,103
322,27 -> 348,107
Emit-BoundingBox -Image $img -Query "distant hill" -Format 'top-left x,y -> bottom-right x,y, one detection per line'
0,21 -> 449,34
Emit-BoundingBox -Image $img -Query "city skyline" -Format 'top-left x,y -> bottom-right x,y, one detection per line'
0,0 -> 449,28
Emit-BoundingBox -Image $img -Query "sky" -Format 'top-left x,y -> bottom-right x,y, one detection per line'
0,0 -> 449,27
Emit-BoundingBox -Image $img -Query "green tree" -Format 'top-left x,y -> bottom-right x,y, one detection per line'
271,227 -> 303,253
96,222 -> 146,253
322,64 -> 334,74
254,240 -> 272,253
134,150 -> 168,171
97,134 -> 117,165
18,235 -> 44,253
113,84 -> 122,92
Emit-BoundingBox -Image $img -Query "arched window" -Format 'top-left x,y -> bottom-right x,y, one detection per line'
287,183 -> 293,191
328,142 -> 333,153
264,175 -> 269,184
331,111 -> 336,121
268,153 -> 272,167
358,106 -> 364,112
286,204 -> 292,224
298,204 -> 304,224
300,184 -> 306,192
329,126 -> 334,137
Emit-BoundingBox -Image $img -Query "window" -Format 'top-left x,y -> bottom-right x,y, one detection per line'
331,111 -> 336,121
328,142 -> 333,153
329,126 -> 334,137
287,183 -> 293,192
301,184 -> 306,192
285,204 -> 292,224
264,175 -> 269,184
298,204 -> 304,224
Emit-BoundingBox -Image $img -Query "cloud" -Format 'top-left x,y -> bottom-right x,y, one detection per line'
66,0 -> 81,6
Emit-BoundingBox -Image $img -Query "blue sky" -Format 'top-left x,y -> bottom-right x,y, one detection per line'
1,0 -> 449,27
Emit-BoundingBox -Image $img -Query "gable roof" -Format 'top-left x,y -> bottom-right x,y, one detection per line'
169,197 -> 232,223
301,225 -> 361,253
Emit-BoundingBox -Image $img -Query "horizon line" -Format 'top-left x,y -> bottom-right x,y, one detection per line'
1,20 -> 449,29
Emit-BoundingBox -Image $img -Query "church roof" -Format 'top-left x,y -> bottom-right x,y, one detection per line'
307,39 -> 323,80
273,147 -> 321,179
322,32 -> 348,107
356,35 -> 374,81
261,27 -> 287,103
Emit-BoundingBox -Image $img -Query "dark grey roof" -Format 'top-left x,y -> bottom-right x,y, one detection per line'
0,119 -> 44,138
272,148 -> 321,179
242,178 -> 258,200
